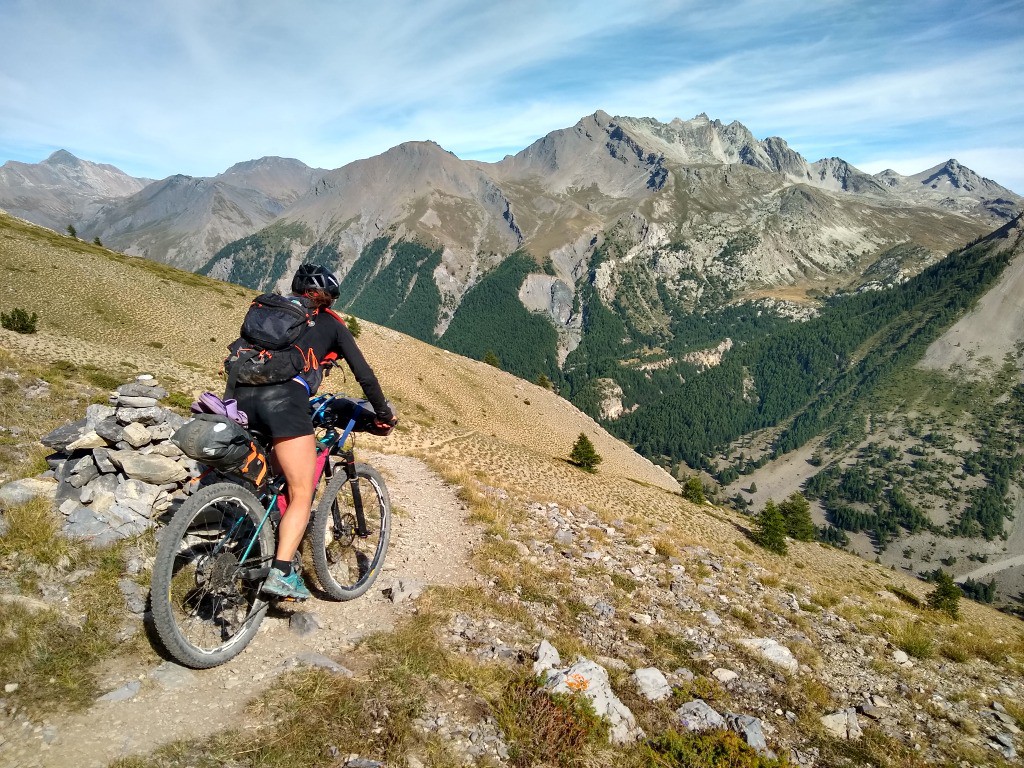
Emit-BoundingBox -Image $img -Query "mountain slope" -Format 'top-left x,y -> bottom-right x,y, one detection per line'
0,150 -> 152,230
77,157 -> 323,269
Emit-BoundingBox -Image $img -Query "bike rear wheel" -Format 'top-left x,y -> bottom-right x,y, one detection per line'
310,463 -> 391,600
150,482 -> 274,668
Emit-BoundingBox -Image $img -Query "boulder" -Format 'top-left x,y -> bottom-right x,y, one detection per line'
0,477 -> 57,508
382,578 -> 425,604
114,479 -> 162,518
675,699 -> 726,731
544,658 -> 642,744
533,639 -> 561,676
93,417 -> 124,444
85,404 -> 116,427
108,450 -> 188,484
66,431 -> 108,451
93,447 -> 117,474
633,667 -> 672,701
820,708 -> 863,740
738,637 -> 799,673
726,713 -> 773,756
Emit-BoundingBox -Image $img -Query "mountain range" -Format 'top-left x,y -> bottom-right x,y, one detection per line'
3,112 -> 1024,606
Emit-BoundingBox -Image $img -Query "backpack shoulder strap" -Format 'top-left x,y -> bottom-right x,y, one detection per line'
224,348 -> 256,401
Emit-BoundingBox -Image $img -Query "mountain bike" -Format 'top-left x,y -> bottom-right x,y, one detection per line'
150,394 -> 392,669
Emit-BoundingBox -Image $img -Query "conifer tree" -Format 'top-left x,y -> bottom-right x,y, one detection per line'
682,476 -> 705,504
927,570 -> 961,619
483,350 -> 501,368
753,499 -> 788,555
779,491 -> 815,541
346,315 -> 362,338
569,433 -> 602,472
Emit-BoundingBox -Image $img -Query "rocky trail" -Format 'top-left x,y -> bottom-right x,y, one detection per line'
1,453 -> 482,768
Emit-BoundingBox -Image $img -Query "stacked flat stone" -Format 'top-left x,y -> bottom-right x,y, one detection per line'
37,376 -> 200,547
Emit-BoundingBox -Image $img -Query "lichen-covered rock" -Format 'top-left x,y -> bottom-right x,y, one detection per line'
544,657 -> 642,744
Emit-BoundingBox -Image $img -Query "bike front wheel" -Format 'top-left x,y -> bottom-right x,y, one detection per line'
150,482 -> 274,668
310,463 -> 391,600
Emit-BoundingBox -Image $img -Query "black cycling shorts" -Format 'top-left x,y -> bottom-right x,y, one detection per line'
233,380 -> 313,439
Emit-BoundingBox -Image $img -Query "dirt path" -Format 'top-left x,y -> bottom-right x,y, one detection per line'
1,453 -> 482,768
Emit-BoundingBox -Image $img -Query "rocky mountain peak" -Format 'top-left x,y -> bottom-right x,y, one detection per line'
43,149 -> 82,167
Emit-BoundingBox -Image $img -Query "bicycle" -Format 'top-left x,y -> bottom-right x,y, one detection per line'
150,393 -> 392,669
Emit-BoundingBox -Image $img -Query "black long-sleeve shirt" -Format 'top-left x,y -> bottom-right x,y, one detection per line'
294,308 -> 389,416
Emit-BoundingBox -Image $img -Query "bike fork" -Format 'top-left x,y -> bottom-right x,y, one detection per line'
342,455 -> 370,538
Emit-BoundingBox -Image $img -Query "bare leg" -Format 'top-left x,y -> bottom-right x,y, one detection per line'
272,434 -> 317,563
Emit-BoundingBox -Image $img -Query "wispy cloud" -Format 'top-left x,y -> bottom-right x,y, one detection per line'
0,0 -> 1021,192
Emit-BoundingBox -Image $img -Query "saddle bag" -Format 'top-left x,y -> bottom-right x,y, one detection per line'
172,413 -> 269,488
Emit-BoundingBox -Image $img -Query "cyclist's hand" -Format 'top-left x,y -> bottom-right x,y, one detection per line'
374,413 -> 397,432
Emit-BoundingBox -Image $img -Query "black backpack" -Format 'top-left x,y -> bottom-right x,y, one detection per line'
224,294 -> 316,393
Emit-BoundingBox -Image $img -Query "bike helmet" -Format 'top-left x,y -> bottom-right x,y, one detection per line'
292,263 -> 341,304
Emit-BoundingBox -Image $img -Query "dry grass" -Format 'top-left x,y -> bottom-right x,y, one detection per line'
0,498 -> 151,714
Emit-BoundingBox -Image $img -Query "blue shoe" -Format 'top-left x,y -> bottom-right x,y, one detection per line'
262,567 -> 311,600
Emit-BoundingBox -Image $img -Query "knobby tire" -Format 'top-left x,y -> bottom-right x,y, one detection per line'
150,482 -> 274,669
310,464 -> 391,600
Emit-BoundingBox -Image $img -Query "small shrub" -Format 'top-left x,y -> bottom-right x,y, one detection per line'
145,340 -> 164,349
682,475 -> 706,504
1,307 -> 38,334
536,373 -> 554,390
495,674 -> 608,767
346,314 -> 362,338
92,236 -> 103,247
639,728 -> 788,767
66,224 -> 77,238
483,349 -> 501,368
569,433 -> 602,472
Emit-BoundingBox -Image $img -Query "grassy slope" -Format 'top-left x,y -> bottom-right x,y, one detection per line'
6,209 -> 1024,617
4,211 -> 1024,768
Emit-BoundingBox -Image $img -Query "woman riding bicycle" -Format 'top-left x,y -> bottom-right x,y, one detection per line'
229,263 -> 396,600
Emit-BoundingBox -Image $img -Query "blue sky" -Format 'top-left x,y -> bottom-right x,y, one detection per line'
1,0 -> 1023,192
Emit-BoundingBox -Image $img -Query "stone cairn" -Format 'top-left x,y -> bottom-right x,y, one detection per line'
36,375 -> 200,547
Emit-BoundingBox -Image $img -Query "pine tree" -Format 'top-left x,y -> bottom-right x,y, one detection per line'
927,570 -> 961,619
779,491 -> 815,541
536,373 -> 554,390
483,350 -> 501,368
682,476 -> 705,504
346,315 -> 362,338
753,499 -> 788,555
93,236 -> 103,247
66,224 -> 77,238
569,433 -> 602,472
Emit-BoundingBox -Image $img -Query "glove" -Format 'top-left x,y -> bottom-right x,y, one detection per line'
373,403 -> 398,434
